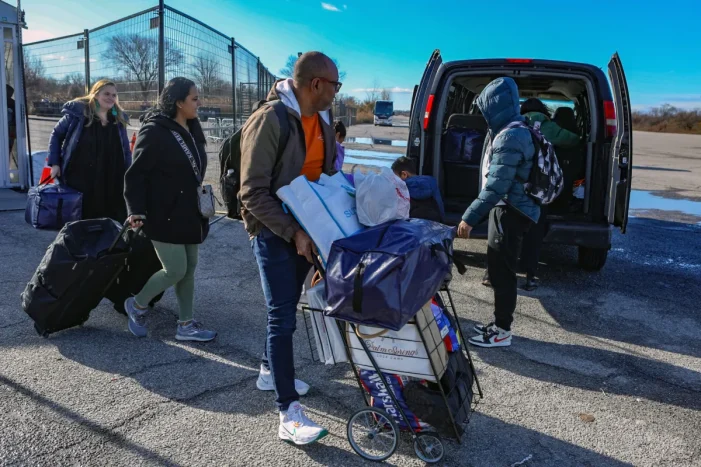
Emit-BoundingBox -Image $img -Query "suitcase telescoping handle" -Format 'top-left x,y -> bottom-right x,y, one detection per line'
108,220 -> 144,253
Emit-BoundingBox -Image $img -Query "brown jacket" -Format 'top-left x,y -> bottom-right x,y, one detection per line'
239,80 -> 337,242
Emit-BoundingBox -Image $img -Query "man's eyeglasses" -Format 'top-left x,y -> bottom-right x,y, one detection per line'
315,77 -> 342,92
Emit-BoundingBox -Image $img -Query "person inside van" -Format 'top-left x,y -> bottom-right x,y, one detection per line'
457,77 -> 538,348
392,156 -> 445,223
520,98 -> 580,148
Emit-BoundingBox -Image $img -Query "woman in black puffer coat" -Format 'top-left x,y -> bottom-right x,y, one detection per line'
123,77 -> 216,342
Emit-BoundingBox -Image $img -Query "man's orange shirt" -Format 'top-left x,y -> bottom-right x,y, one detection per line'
299,114 -> 325,181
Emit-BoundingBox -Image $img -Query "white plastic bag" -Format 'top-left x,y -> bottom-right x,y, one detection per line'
354,167 -> 410,227
318,172 -> 355,192
306,279 -> 348,365
277,175 -> 363,262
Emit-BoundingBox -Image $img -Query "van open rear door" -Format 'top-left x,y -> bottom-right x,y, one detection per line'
606,52 -> 633,233
407,50 -> 442,174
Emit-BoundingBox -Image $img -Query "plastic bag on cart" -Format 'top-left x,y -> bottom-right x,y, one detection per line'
318,172 -> 355,191
277,175 -> 363,262
359,370 -> 431,432
354,167 -> 410,227
431,294 -> 460,352
307,278 -> 348,365
325,218 -> 456,331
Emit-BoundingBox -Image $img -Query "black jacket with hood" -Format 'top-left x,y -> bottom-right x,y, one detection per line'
124,110 -> 209,244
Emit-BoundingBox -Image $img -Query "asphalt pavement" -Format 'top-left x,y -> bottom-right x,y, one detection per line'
1,209 -> 699,466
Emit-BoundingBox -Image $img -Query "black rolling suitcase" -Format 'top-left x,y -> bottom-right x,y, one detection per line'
21,219 -> 132,337
104,228 -> 164,315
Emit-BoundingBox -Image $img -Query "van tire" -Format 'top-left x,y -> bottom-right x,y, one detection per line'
578,247 -> 608,271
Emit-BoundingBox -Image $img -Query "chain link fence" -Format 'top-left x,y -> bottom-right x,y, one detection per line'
23,2 -> 278,204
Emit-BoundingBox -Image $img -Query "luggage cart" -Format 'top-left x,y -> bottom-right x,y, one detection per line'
302,277 -> 483,463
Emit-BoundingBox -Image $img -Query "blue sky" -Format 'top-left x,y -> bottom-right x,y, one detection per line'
21,0 -> 701,110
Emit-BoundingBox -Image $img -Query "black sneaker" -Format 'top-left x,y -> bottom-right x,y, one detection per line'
520,277 -> 539,291
481,271 -> 491,287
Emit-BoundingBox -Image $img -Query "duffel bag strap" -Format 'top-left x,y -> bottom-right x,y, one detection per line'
352,262 -> 366,314
352,323 -> 389,339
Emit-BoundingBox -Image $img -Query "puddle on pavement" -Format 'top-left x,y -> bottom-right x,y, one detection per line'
630,191 -> 701,217
345,137 -> 373,145
345,137 -> 408,147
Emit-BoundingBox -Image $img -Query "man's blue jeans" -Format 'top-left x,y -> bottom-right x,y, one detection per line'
251,228 -> 311,411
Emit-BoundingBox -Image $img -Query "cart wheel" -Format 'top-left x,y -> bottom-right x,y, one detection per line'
414,433 -> 445,464
347,407 -> 399,462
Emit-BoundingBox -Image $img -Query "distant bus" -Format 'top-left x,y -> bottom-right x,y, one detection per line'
373,100 -> 394,126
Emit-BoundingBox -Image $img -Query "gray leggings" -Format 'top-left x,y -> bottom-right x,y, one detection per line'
135,241 -> 199,322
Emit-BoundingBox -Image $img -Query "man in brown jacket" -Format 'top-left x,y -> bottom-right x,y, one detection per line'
239,51 -> 340,445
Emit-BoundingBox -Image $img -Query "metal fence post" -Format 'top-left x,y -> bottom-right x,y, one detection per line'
83,29 -> 90,93
231,37 -> 236,127
257,57 -> 261,100
158,0 -> 165,95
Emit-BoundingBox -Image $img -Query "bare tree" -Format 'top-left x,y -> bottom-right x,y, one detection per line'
63,73 -> 86,100
336,93 -> 358,107
104,33 -> 184,100
192,54 -> 224,95
380,88 -> 392,101
279,55 -> 297,79
279,54 -> 347,82
364,78 -> 381,104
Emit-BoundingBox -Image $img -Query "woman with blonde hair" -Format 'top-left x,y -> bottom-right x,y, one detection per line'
47,79 -> 132,220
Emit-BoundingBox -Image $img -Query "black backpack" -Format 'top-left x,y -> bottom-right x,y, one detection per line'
219,100 -> 290,219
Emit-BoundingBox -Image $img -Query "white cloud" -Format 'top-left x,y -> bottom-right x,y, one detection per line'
352,87 -> 413,94
321,2 -> 341,11
22,29 -> 56,44
42,54 -> 66,61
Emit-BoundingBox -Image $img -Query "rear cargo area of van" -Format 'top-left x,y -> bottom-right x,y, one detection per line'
431,72 -> 598,226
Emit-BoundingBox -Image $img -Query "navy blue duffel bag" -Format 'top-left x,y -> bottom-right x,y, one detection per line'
324,219 -> 456,331
442,128 -> 485,162
25,183 -> 83,230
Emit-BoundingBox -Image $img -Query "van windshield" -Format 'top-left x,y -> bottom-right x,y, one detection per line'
374,101 -> 393,116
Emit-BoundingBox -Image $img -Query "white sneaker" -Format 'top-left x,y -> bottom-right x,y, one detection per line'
468,324 -> 512,347
256,365 -> 310,396
278,401 -> 329,445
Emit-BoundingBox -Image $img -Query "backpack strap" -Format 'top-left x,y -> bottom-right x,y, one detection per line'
269,100 -> 290,161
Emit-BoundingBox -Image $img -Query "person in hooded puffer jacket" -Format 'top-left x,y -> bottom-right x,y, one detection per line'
457,77 -> 539,348
47,79 -> 132,221
123,77 -> 216,343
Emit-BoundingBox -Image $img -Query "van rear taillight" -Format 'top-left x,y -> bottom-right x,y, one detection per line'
506,58 -> 532,63
423,94 -> 435,130
604,100 -> 616,138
